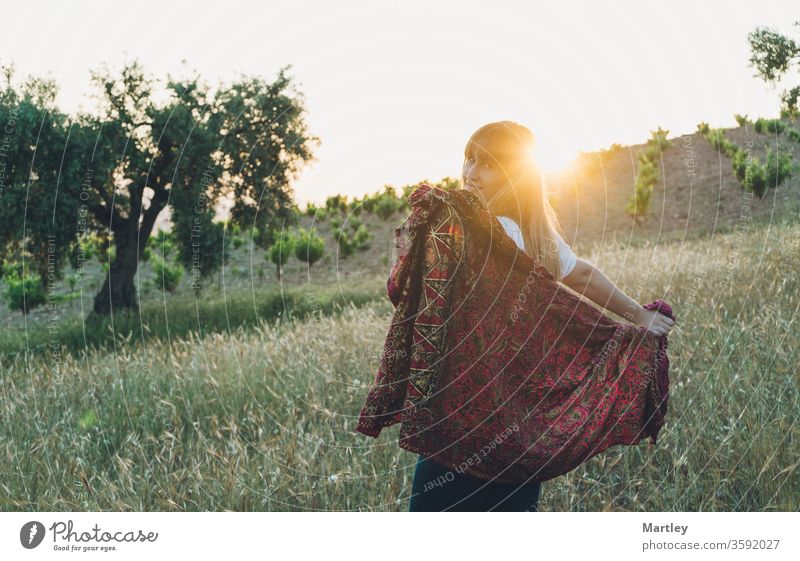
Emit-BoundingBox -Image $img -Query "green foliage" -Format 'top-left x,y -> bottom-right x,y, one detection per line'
348,216 -> 362,232
765,147 -> 794,188
293,228 -> 325,267
625,159 -> 658,220
1,261 -> 46,314
705,123 -> 796,198
626,128 -> 671,220
232,236 -> 244,250
649,126 -> 671,148
754,117 -> 787,134
334,221 -> 371,258
352,224 -> 372,250
151,254 -> 184,293
1,59 -> 318,315
748,21 -> 800,117
734,114 -> 750,127
267,231 -> 295,279
315,207 -> 328,222
149,229 -> 177,257
374,194 -> 401,220
706,129 -> 739,158
640,127 -> 671,162
325,194 -> 349,215
696,121 -> 711,135
335,228 -> 355,258
785,127 -> 800,143
100,246 -> 117,274
732,150 -> 767,197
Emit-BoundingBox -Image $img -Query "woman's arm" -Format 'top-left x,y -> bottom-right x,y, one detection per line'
561,258 -> 675,336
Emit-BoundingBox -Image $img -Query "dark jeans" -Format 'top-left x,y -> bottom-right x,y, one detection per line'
409,454 -> 541,512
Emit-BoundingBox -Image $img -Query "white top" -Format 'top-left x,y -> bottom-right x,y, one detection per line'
496,215 -> 577,279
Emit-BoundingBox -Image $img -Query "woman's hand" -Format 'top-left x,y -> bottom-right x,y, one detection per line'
634,307 -> 675,336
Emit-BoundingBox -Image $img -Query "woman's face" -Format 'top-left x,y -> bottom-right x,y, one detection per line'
462,155 -> 508,204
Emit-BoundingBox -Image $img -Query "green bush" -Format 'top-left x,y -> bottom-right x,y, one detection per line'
732,151 -> 767,197
325,194 -> 348,214
706,129 -> 739,158
1,262 -> 46,314
232,236 -> 244,250
348,216 -> 362,232
640,127 -> 671,161
696,121 -> 711,135
347,195 -> 365,216
754,118 -> 787,134
151,254 -> 184,293
267,232 -> 295,280
375,194 -> 400,220
785,127 -> 800,143
294,228 -> 325,267
336,231 -> 355,258
734,114 -> 749,127
650,126 -> 671,148
352,224 -> 372,250
626,159 -> 658,220
765,148 -> 794,188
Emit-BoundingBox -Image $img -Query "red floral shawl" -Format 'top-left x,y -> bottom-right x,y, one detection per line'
356,183 -> 674,484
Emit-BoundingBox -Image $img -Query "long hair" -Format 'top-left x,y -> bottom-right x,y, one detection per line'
462,120 -> 564,279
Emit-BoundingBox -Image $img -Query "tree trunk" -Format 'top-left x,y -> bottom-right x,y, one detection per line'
92,235 -> 141,315
90,189 -> 167,316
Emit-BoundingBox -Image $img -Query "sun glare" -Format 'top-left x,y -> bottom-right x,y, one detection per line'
532,144 -> 577,174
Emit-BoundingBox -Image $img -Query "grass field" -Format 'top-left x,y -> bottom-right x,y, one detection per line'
1,216 -> 798,511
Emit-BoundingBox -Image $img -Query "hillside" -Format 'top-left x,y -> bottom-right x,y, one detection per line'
3,120 -> 799,342
550,121 -> 800,253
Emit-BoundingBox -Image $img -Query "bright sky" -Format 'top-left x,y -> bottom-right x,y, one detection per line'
2,0 -> 798,207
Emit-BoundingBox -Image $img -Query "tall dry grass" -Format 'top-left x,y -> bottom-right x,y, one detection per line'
1,220 -> 798,511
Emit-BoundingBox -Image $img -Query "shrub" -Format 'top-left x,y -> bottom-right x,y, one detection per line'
745,159 -> 767,197
352,224 -> 372,250
640,127 -> 671,161
625,159 -> 658,220
267,233 -> 295,280
754,118 -> 787,134
348,216 -> 363,232
294,228 -> 325,267
336,229 -> 355,258
151,254 -> 184,293
696,121 -> 711,135
649,126 -> 671,148
374,194 -> 400,220
1,262 -> 46,314
785,127 -> 800,143
764,148 -> 794,188
706,129 -> 739,158
734,114 -> 749,127
325,194 -> 348,214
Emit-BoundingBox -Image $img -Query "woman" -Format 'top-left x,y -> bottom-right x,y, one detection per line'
408,121 -> 675,511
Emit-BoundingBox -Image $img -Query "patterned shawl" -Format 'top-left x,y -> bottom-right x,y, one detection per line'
356,183 -> 674,484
